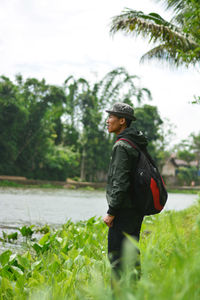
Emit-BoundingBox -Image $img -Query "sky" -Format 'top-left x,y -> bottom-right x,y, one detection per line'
0,0 -> 199,145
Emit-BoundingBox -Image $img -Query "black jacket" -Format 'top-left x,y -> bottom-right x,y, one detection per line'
106,127 -> 148,216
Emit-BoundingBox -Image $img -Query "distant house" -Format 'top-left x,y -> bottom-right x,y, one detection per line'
162,154 -> 199,184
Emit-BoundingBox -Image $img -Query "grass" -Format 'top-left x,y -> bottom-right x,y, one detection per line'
0,180 -> 64,189
0,198 -> 200,299
1,180 -> 200,194
0,180 -> 105,191
167,188 -> 200,194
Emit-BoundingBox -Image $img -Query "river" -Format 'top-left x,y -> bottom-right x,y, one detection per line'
0,187 -> 198,227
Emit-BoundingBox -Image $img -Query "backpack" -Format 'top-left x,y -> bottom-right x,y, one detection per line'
117,138 -> 168,216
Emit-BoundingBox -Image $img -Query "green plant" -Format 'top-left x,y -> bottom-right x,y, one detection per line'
1,200 -> 200,299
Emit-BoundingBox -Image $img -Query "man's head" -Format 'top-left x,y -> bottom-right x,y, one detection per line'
106,102 -> 136,134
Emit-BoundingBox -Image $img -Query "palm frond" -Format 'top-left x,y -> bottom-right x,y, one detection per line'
111,8 -> 200,65
155,0 -> 187,12
140,44 -> 180,65
111,9 -> 197,49
141,43 -> 200,66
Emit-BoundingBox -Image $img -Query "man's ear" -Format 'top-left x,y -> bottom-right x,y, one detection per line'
120,117 -> 126,126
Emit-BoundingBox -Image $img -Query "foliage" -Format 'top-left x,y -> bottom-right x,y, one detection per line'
190,132 -> 200,166
110,1 -> 200,67
0,75 -> 70,180
169,133 -> 200,185
177,167 -> 199,185
0,218 -> 109,299
177,149 -> 195,163
173,132 -> 200,185
0,69 -> 156,182
134,104 -> 169,167
0,180 -> 64,189
1,199 -> 200,299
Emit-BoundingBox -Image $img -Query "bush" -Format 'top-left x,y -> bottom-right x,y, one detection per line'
34,146 -> 80,181
177,166 -> 199,185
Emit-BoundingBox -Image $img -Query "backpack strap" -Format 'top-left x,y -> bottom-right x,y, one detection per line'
116,138 -> 141,152
117,138 -> 157,169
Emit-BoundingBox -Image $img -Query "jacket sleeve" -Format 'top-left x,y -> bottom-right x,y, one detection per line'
107,143 -> 137,215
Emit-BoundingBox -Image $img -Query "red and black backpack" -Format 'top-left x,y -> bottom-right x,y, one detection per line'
117,138 -> 168,216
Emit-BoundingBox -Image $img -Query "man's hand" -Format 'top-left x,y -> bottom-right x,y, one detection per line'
103,214 -> 115,228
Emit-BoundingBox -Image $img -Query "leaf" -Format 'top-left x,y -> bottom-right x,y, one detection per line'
9,254 -> 17,265
17,255 -> 31,270
0,250 -> 12,266
27,278 -> 40,288
20,225 -> 34,238
11,266 -> 24,277
32,243 -> 43,254
49,261 -> 60,273
42,242 -> 50,252
39,232 -> 50,246
0,266 -> 13,280
2,231 -> 7,240
31,260 -> 42,271
7,232 -> 18,242
1,277 -> 13,291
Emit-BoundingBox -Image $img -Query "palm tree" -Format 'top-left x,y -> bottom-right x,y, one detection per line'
110,0 -> 200,67
98,67 -> 152,106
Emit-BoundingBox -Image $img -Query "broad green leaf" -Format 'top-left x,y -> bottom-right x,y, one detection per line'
27,278 -> 39,288
23,251 -> 33,262
9,254 -> 17,265
31,260 -> 42,271
17,255 -> 31,270
11,266 -> 24,277
0,266 -> 13,280
0,250 -> 12,266
39,232 -> 50,246
1,276 -> 13,291
32,243 -> 43,254
7,232 -> 18,242
49,261 -> 60,273
20,226 -> 34,238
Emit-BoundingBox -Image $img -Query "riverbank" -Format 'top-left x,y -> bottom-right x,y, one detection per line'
0,177 -> 105,190
0,176 -> 200,194
0,197 -> 200,299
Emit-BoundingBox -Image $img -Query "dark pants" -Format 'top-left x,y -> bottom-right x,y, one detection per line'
108,209 -> 143,278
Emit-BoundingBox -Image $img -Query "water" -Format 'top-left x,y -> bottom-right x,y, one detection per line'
0,187 -> 198,253
0,187 -> 198,227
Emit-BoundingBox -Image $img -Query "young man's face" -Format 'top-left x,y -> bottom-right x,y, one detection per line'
106,114 -> 125,134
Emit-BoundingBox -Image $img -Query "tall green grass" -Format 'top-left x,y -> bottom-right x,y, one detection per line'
0,197 -> 200,299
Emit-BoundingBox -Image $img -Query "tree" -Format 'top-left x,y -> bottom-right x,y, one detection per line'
173,132 -> 200,185
177,150 -> 195,163
174,133 -> 200,167
62,67 -> 152,181
110,0 -> 200,67
0,75 -> 76,180
0,76 -> 27,174
97,67 -> 152,107
14,78 -> 66,177
63,76 -> 89,129
190,132 -> 200,169
177,166 -> 198,185
0,70 -> 155,182
134,104 -> 164,166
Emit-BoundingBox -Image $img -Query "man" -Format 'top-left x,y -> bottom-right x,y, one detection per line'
103,102 -> 148,277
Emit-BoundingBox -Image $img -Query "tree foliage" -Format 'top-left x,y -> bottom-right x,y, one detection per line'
173,132 -> 200,185
0,69 -> 167,182
110,0 -> 200,67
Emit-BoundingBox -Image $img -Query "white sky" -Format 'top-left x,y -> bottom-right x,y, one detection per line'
0,0 -> 199,145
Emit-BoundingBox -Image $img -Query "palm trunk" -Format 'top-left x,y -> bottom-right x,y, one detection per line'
80,147 -> 86,181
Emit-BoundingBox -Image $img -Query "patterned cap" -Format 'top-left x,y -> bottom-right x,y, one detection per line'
106,102 -> 136,121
